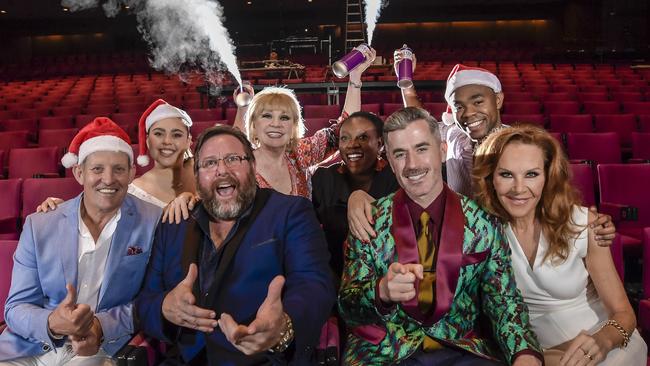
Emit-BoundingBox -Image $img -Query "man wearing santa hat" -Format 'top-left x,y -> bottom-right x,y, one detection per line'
443,63 -> 508,197
0,118 -> 162,365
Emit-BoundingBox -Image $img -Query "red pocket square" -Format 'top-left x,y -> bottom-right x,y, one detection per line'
127,246 -> 143,256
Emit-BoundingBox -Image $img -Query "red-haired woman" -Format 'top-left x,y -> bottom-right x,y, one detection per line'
473,125 -> 646,366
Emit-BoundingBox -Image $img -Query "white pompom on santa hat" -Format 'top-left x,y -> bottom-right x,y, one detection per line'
441,105 -> 455,126
61,117 -> 133,168
136,99 -> 193,167
444,64 -> 502,107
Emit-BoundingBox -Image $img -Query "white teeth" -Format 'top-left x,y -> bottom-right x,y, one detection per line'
98,188 -> 117,193
267,132 -> 283,138
218,183 -> 233,188
406,172 -> 426,181
347,153 -> 362,161
216,186 -> 235,197
467,120 -> 484,128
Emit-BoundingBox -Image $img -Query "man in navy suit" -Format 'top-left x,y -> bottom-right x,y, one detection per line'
0,118 -> 162,365
136,125 -> 335,365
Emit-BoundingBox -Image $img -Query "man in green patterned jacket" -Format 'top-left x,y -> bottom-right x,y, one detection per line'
338,107 -> 542,366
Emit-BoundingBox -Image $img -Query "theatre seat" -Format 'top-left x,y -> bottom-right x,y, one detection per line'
549,115 -> 593,133
598,164 -> 650,255
570,163 -> 596,207
0,240 -> 19,325
8,147 -> 61,179
566,132 -> 621,165
303,105 -> 341,119
0,180 -> 22,240
21,177 -> 82,219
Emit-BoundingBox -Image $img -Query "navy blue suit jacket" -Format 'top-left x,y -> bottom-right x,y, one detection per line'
135,189 -> 335,365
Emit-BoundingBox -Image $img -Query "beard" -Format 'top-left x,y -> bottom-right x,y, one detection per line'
199,168 -> 257,221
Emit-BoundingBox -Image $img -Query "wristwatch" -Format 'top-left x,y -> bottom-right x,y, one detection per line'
269,313 -> 294,353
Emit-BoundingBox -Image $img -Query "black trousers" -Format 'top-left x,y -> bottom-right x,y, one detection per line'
397,348 -> 503,366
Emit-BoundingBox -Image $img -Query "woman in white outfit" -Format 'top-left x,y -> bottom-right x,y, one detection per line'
38,99 -> 196,210
473,124 -> 646,366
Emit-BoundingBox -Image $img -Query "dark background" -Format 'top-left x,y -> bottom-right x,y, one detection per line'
0,0 -> 647,62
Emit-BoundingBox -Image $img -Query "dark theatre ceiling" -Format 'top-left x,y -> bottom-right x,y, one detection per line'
0,0 -> 570,34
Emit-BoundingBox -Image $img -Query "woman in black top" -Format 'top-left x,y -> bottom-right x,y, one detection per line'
312,111 -> 399,280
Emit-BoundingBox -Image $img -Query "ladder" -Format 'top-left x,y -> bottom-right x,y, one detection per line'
344,0 -> 366,52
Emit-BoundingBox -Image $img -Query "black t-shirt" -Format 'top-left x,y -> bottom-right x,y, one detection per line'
311,161 -> 399,280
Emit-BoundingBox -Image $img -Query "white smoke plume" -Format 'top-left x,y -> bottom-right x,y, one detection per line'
364,0 -> 387,46
61,0 -> 242,87
61,0 -> 99,11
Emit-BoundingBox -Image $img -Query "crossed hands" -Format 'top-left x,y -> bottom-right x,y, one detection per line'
378,262 -> 423,304
162,265 -> 289,355
47,284 -> 103,356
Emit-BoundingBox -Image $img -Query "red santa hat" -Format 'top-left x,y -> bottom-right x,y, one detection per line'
136,99 -> 193,166
61,117 -> 133,168
444,64 -> 502,107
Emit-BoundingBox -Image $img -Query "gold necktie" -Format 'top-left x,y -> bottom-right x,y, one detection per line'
417,211 -> 443,351
417,211 -> 435,314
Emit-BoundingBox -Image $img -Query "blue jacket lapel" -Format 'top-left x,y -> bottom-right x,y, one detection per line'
59,194 -> 83,289
98,195 -> 136,305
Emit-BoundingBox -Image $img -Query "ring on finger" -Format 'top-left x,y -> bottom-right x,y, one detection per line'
584,353 -> 593,361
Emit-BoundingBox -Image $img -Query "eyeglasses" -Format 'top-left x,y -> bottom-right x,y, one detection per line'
198,154 -> 251,170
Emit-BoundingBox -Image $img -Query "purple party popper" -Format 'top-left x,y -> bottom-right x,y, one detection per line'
332,44 -> 371,79
396,45 -> 414,89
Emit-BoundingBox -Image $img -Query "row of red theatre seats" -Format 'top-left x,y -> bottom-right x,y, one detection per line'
3,77 -> 649,101
2,84 -> 649,110
4,73 -> 645,101
3,89 -> 649,113
2,70 -> 648,98
1,99 -> 650,128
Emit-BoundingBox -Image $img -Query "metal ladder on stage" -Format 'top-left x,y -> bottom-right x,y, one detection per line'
345,0 -> 366,51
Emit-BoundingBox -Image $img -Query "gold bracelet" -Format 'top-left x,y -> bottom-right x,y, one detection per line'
599,319 -> 630,348
269,313 -> 294,353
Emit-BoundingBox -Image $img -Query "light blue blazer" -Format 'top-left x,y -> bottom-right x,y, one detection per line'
0,193 -> 161,361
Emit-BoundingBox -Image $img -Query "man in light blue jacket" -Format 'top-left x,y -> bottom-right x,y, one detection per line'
0,117 -> 161,366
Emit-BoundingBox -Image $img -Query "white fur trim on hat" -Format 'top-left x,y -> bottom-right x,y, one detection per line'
444,69 -> 502,106
145,104 -> 193,132
77,135 -> 134,166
